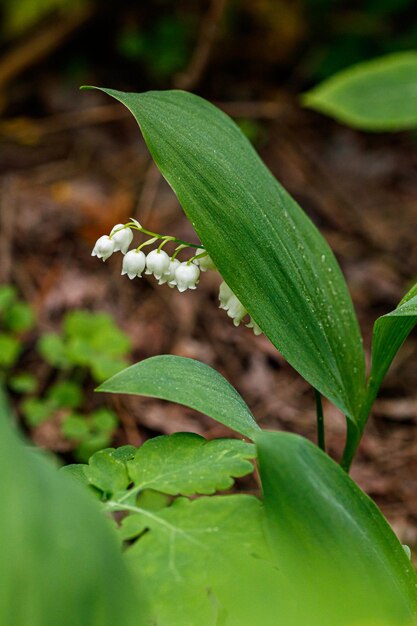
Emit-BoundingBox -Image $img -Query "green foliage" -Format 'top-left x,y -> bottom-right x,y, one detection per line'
0,285 -> 35,370
99,355 -> 260,439
64,427 -> 417,625
0,386 -> 145,626
39,310 -> 131,383
8,372 -> 37,394
303,51 -> 417,131
0,333 -> 21,368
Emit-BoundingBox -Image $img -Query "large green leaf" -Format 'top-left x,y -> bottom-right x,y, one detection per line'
257,431 -> 417,625
366,283 -> 417,414
112,495 -> 286,626
303,51 -> 417,131
87,86 -> 365,420
0,388 -> 148,626
98,355 -> 260,439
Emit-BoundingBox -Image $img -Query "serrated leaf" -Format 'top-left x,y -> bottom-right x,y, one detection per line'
121,495 -> 284,626
84,449 -> 130,495
98,355 -> 260,439
127,432 -> 255,495
303,51 -> 417,131
366,283 -> 417,414
257,431 -> 417,624
87,86 -> 365,421
0,386 -> 146,626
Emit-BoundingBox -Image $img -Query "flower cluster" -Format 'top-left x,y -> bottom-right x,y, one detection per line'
92,220 -> 261,335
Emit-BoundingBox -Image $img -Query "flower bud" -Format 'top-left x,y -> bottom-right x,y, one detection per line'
195,248 -> 216,272
110,224 -> 133,254
121,249 -> 146,279
145,249 -> 171,279
174,262 -> 200,292
91,235 -> 115,262
158,258 -> 180,286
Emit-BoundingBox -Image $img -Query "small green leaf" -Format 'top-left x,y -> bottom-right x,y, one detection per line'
0,333 -> 21,368
62,414 -> 90,439
4,301 -> 35,333
84,449 -> 130,495
303,51 -> 417,131
37,333 -> 70,368
127,432 -> 255,495
21,397 -> 53,426
86,87 -> 365,420
8,372 -> 37,394
91,356 -> 129,383
257,431 -> 417,624
123,495 -> 281,626
47,380 -> 83,409
0,285 -> 17,312
98,355 -> 260,439
366,283 -> 417,413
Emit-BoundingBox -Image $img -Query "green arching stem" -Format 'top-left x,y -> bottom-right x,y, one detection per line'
314,389 -> 325,452
189,251 -> 208,264
157,236 -> 175,252
171,244 -> 188,261
136,237 -> 158,252
125,221 -> 200,249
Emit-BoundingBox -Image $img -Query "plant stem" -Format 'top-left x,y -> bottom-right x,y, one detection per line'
314,389 -> 325,452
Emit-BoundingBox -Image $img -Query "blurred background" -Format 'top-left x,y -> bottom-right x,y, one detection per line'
1,0 -> 417,546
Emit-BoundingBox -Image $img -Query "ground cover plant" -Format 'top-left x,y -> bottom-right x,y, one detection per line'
2,61 -> 417,624
0,299 -> 131,459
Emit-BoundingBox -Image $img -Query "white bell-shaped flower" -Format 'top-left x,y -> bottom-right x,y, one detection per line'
91,235 -> 115,262
145,249 -> 171,279
110,224 -> 133,254
121,249 -> 146,279
174,262 -> 200,292
195,248 -> 216,272
158,258 -> 180,286
218,281 -> 247,326
246,318 -> 262,336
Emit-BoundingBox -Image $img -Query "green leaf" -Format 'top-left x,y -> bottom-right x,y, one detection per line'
303,51 -> 417,131
0,386 -> 147,626
4,301 -> 35,333
47,380 -> 83,409
62,414 -> 90,439
37,333 -> 70,368
86,86 -> 365,419
21,397 -> 53,426
8,372 -> 37,394
0,285 -> 17,313
90,407 -> 119,433
98,355 -> 260,439
91,356 -> 129,383
366,283 -> 417,413
121,495 -> 284,626
0,333 -> 21,368
127,432 -> 255,495
84,448 -> 130,495
257,431 -> 417,624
